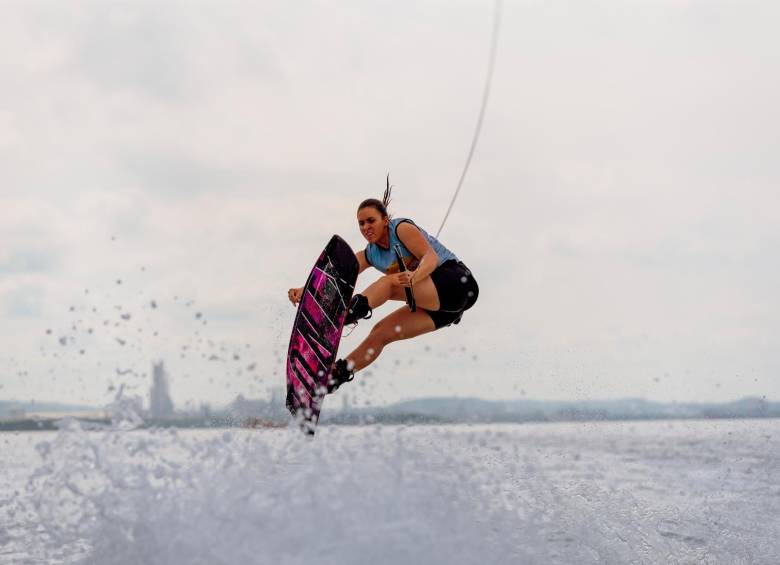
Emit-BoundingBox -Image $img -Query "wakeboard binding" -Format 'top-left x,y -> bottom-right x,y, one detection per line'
344,294 -> 372,326
327,358 -> 355,394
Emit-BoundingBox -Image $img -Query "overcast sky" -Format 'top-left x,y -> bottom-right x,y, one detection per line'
1,0 -> 778,409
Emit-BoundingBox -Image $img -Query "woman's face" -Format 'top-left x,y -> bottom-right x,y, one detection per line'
357,206 -> 387,244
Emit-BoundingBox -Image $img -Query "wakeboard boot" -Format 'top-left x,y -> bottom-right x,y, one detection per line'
327,358 -> 354,394
344,294 -> 372,326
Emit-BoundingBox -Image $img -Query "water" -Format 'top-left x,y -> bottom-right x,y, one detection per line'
1,419 -> 779,564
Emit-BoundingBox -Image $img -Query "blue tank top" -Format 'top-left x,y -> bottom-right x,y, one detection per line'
364,218 -> 457,274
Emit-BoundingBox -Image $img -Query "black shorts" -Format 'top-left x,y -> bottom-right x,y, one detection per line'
423,260 -> 479,329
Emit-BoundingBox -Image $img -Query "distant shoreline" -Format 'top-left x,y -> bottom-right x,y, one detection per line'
3,395 -> 778,432
2,413 -> 779,433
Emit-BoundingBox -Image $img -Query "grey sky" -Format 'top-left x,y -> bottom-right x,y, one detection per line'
1,0 -> 778,408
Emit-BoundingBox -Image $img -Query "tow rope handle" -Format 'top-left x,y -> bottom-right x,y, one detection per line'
394,244 -> 417,312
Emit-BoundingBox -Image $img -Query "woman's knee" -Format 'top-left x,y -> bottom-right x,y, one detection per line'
379,275 -> 409,301
380,274 -> 399,288
370,275 -> 397,297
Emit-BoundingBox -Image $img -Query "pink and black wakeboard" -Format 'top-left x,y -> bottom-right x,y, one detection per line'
286,235 -> 358,434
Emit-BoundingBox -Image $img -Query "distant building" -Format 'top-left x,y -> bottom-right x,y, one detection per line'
229,389 -> 289,424
149,361 -> 174,418
230,394 -> 268,419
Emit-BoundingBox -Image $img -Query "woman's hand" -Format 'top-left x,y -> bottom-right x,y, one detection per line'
394,271 -> 415,288
288,287 -> 303,306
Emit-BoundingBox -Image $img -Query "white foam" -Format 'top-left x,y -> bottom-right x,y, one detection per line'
7,420 -> 780,564
22,425 -> 530,565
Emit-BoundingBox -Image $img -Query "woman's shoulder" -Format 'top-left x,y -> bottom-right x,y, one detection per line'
391,216 -> 416,230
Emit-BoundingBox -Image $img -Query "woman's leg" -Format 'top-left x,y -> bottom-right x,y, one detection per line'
361,274 -> 440,311
345,306 -> 437,372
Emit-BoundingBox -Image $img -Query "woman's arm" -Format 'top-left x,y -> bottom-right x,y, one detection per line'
396,222 -> 439,285
356,250 -> 371,275
289,250 -> 370,306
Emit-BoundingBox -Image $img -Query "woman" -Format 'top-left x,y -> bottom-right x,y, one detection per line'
287,188 -> 479,393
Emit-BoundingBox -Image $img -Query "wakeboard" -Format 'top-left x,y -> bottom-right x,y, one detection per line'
285,235 -> 359,434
